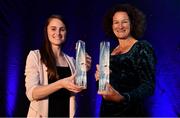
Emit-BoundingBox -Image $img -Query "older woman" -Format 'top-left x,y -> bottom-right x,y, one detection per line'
95,4 -> 156,117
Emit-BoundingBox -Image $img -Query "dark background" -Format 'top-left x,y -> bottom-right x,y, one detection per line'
0,0 -> 180,117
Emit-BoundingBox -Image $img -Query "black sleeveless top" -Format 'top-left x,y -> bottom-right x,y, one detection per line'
48,66 -> 71,117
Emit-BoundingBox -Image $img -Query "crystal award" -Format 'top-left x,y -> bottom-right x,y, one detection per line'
75,40 -> 87,88
98,41 -> 110,92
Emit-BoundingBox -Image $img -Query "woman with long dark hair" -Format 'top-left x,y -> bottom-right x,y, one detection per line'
25,15 -> 91,117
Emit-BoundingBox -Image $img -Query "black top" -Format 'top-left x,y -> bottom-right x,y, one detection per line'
100,40 -> 156,117
48,66 -> 71,117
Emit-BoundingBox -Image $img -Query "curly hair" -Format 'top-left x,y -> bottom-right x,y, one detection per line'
103,4 -> 146,39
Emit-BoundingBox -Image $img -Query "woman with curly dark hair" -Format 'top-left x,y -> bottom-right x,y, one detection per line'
95,4 -> 156,117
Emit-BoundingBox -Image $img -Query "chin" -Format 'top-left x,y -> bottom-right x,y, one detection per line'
117,36 -> 128,39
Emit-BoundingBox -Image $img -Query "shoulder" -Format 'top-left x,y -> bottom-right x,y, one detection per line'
63,53 -> 74,59
28,49 -> 41,58
28,49 -> 40,55
137,40 -> 153,49
26,49 -> 41,64
135,40 -> 155,54
137,40 -> 156,62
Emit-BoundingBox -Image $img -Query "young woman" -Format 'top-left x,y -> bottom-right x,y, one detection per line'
25,15 -> 91,117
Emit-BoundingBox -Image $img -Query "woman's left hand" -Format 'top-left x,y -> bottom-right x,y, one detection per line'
98,83 -> 125,103
85,53 -> 92,71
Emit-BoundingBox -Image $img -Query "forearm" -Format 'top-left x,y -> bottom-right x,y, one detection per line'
32,80 -> 63,100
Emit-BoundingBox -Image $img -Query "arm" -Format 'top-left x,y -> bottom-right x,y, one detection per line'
31,74 -> 81,100
96,43 -> 156,103
127,44 -> 156,102
95,64 -> 125,103
25,51 -> 83,101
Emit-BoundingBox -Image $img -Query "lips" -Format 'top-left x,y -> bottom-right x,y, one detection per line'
115,28 -> 125,32
52,35 -> 62,39
116,30 -> 126,33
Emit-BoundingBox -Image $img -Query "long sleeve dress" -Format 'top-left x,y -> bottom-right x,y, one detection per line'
100,40 -> 156,117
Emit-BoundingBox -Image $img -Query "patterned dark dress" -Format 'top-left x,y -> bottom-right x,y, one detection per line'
48,66 -> 71,117
100,40 -> 156,117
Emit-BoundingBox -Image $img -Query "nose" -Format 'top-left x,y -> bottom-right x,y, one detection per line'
53,31 -> 61,38
55,30 -> 60,35
55,30 -> 62,37
118,23 -> 124,29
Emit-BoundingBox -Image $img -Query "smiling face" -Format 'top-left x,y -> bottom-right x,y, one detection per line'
47,18 -> 67,47
112,11 -> 131,39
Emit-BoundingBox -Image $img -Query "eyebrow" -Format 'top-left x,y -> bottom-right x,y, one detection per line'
49,26 -> 56,28
49,26 -> 65,28
113,18 -> 129,21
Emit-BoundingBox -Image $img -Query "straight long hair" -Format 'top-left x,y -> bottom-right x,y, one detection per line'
40,15 -> 66,80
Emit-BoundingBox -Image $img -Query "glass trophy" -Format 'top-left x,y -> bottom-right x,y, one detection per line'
75,40 -> 87,89
98,41 -> 110,92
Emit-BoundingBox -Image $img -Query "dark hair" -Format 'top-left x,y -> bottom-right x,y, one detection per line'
40,14 -> 66,80
103,4 -> 146,39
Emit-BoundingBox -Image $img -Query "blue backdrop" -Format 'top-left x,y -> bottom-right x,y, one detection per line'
0,0 -> 180,117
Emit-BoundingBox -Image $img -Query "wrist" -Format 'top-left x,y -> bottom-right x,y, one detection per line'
57,79 -> 64,89
121,93 -> 130,104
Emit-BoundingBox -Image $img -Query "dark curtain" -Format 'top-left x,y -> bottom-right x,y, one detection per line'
0,0 -> 180,117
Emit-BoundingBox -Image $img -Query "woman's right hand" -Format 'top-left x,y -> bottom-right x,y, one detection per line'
95,64 -> 111,81
98,83 -> 125,103
59,73 -> 84,93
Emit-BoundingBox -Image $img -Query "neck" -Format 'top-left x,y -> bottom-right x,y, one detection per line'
118,36 -> 136,48
51,45 -> 63,59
